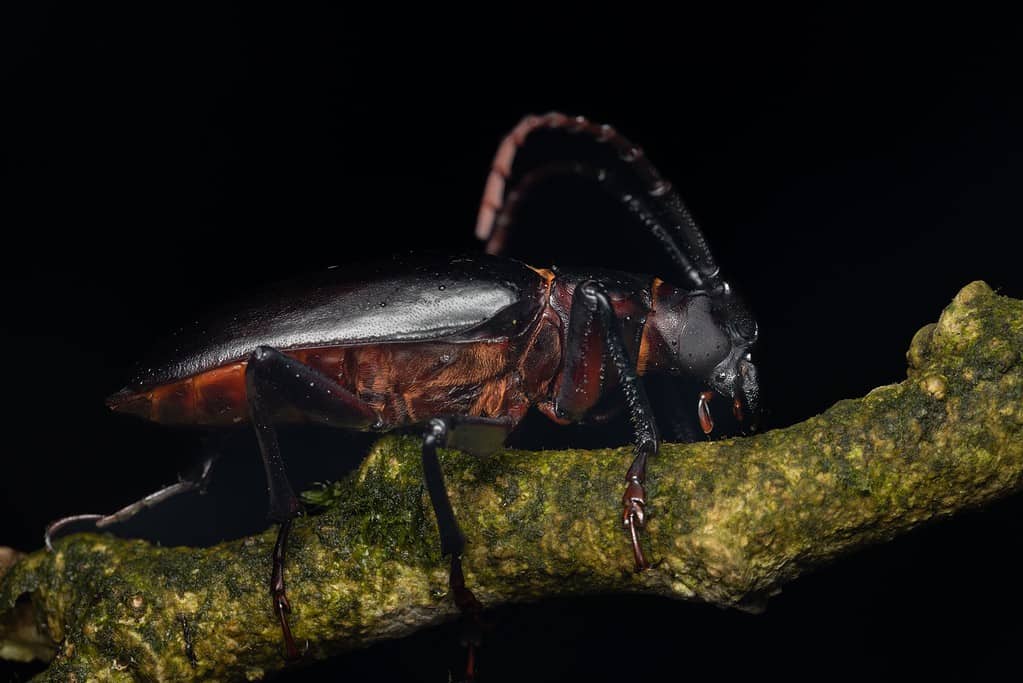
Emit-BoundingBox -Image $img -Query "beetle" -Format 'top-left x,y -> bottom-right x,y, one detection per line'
45,112 -> 760,672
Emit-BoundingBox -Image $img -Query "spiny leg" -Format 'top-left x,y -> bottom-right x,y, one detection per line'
245,345 -> 379,660
422,417 -> 511,682
549,280 -> 660,570
45,441 -> 222,551
581,282 -> 659,571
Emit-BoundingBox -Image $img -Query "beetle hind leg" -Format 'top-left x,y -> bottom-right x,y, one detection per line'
244,345 -> 380,661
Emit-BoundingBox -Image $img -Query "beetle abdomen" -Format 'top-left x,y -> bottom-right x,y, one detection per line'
108,362 -> 250,425
108,333 -> 557,428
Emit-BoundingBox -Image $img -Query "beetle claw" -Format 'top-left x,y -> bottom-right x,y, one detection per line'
449,555 -> 486,682
273,591 -> 300,661
698,391 -> 715,435
270,518 -> 301,661
622,479 -> 650,571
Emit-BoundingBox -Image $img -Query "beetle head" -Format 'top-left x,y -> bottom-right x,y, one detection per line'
706,282 -> 759,426
649,281 -> 760,430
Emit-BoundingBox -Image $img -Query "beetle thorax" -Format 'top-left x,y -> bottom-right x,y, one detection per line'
639,281 -> 730,380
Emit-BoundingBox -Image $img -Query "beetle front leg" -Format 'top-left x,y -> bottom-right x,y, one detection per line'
245,345 -> 380,660
558,281 -> 660,571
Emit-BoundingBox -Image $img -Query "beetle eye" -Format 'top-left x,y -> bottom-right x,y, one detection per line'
734,317 -> 757,342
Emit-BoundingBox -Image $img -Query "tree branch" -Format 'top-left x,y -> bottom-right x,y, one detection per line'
3,281 -> 1022,681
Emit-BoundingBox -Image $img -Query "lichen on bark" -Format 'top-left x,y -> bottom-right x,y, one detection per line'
2,281 -> 1022,681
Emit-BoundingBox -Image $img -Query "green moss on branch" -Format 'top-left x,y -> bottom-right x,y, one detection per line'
3,281 -> 1023,681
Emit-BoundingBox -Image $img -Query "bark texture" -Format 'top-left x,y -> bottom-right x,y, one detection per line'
2,280 -> 1022,681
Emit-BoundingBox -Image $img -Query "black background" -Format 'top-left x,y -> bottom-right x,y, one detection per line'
3,7 -> 1023,681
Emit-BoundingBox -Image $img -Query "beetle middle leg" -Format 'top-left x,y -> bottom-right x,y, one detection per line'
421,416 -> 511,682
244,345 -> 380,660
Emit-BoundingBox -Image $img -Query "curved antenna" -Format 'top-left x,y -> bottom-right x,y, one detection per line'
485,161 -> 583,257
488,161 -> 709,288
476,112 -> 722,290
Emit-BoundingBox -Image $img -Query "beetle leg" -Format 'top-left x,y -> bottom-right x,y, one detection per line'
574,281 -> 661,572
244,345 -> 380,661
552,280 -> 660,569
546,284 -> 617,424
422,417 -> 511,682
45,444 -> 222,551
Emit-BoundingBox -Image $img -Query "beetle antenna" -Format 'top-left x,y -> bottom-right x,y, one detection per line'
477,112 -> 722,291
489,161 -> 707,288
45,514 -> 105,551
486,161 -> 584,257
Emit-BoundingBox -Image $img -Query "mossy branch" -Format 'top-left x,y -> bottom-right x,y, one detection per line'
3,281 -> 1023,681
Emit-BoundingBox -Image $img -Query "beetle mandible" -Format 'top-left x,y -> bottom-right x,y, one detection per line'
46,112 -> 760,668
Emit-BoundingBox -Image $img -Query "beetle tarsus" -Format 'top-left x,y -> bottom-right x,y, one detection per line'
452,567 -> 486,680
461,641 -> 477,682
625,510 -> 649,572
271,518 -> 301,661
449,554 -> 483,614
273,592 -> 300,662
450,554 -> 484,682
622,477 -> 650,571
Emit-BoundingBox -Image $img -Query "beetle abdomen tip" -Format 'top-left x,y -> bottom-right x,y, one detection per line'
105,387 -> 151,418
